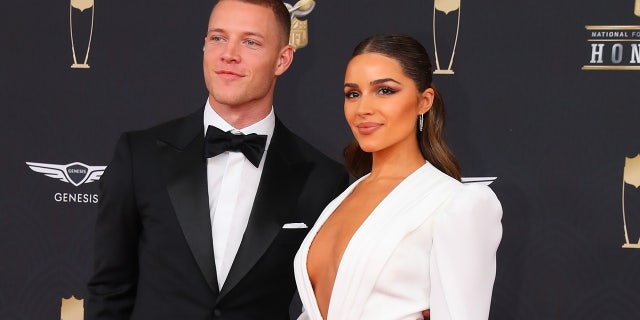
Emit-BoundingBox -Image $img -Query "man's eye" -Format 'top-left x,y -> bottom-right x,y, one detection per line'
245,39 -> 257,46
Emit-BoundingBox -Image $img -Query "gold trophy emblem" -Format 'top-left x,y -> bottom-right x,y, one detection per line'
622,154 -> 640,248
635,0 -> 640,17
284,0 -> 316,51
433,0 -> 461,75
60,296 -> 84,320
69,0 -> 95,68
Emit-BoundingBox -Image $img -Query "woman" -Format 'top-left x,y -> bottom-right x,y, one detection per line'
294,34 -> 503,320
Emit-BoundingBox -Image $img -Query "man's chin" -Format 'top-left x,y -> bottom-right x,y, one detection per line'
210,94 -> 247,108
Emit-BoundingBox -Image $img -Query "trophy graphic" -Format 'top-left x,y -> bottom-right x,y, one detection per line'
622,154 -> 640,248
60,296 -> 84,320
432,0 -> 461,74
635,0 -> 640,17
284,0 -> 316,51
69,0 -> 95,68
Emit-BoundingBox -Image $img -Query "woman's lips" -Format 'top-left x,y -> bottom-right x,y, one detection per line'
356,122 -> 382,135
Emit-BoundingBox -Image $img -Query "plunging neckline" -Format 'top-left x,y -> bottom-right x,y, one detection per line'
306,174 -> 406,318
303,162 -> 433,319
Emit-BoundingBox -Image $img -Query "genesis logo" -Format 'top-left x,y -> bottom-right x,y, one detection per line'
26,161 -> 106,187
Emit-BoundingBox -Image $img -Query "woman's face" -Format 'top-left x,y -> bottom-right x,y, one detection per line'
343,53 -> 432,154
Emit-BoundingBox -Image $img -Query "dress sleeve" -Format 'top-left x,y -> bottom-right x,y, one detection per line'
429,184 -> 503,320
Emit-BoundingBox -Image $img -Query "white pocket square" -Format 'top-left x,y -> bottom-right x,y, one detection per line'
282,222 -> 308,229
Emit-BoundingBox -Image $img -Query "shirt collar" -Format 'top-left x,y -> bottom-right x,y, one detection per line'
203,98 -> 275,146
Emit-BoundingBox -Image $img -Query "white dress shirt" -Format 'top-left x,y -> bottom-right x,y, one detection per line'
203,99 -> 275,287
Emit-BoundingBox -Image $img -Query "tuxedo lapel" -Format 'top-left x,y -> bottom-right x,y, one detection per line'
218,119 -> 313,300
158,109 -> 219,293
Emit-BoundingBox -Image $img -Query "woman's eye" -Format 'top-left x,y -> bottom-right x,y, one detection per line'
378,87 -> 396,95
345,91 -> 360,99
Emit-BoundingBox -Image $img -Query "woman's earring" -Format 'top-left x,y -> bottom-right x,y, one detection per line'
419,113 -> 424,132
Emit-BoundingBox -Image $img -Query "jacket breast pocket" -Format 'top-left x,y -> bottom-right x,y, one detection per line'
272,227 -> 309,247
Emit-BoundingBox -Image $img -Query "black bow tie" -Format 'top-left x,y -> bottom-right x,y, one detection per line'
204,125 -> 267,167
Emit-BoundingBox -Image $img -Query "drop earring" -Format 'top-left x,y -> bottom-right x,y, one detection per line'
419,113 -> 424,132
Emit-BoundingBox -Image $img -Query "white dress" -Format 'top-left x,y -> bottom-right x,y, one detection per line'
294,162 -> 503,320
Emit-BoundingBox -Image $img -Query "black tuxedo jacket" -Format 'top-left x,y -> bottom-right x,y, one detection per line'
86,108 -> 349,320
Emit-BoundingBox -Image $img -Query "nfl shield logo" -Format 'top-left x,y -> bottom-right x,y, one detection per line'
289,18 -> 309,51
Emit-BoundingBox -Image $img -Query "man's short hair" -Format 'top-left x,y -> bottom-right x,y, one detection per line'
215,0 -> 291,46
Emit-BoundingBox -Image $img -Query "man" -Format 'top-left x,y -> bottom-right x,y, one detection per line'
85,0 -> 349,319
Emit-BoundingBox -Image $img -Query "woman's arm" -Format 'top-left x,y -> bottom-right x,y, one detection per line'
429,184 -> 503,319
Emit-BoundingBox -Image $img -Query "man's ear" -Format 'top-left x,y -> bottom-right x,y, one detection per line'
275,45 -> 294,76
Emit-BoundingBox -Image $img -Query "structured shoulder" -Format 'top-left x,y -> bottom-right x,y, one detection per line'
453,183 -> 500,207
444,183 -> 503,223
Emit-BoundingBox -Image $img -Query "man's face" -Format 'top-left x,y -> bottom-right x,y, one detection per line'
203,0 -> 292,110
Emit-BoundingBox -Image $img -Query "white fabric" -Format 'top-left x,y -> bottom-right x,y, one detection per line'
210,151 -> 245,286
294,162 -> 503,320
203,100 -> 274,287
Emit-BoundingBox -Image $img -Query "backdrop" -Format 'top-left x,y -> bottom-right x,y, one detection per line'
1,0 -> 640,319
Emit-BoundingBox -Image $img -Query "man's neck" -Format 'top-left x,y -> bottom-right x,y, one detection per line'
209,99 -> 273,129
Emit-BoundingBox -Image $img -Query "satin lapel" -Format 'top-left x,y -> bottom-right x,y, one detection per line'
158,110 -> 219,293
218,121 -> 312,300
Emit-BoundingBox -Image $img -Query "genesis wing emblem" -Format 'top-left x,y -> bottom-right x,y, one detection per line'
26,161 -> 106,187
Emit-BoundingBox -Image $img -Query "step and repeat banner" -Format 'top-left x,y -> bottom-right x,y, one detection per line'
1,0 -> 639,319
